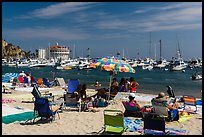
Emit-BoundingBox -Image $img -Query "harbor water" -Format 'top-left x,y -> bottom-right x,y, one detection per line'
2,66 -> 202,98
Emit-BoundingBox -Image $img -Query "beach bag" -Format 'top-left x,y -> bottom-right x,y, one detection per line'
168,109 -> 179,121
93,98 -> 108,107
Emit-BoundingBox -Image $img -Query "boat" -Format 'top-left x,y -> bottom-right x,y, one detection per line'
170,37 -> 187,71
191,73 -> 202,80
28,59 -> 47,68
142,57 -> 154,70
170,51 -> 187,71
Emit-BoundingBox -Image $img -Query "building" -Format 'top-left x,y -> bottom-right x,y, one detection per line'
46,45 -> 70,60
38,48 -> 46,59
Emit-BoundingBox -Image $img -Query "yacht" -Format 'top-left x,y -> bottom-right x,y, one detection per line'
28,59 -> 47,68
191,73 -> 202,80
142,58 -> 154,70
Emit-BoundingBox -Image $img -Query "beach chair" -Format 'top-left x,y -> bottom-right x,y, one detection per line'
2,85 -> 15,94
43,78 -> 51,87
143,113 -> 167,135
103,109 -> 125,134
62,79 -> 81,112
122,101 -> 143,117
55,77 -> 67,89
31,84 -> 54,102
67,79 -> 80,93
33,97 -> 60,123
182,95 -> 197,113
63,93 -> 81,112
151,100 -> 170,122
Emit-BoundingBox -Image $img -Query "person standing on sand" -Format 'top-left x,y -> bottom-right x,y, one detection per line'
129,77 -> 139,93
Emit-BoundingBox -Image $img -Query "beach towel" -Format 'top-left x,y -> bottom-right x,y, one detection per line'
2,111 -> 34,124
124,118 -> 143,132
144,128 -> 186,135
2,104 -> 34,124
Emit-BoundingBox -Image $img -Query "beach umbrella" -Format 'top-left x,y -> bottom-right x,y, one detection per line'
90,56 -> 135,100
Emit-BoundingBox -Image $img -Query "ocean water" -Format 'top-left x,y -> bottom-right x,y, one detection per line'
2,66 -> 202,98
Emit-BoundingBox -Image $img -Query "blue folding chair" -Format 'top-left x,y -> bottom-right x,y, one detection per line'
43,78 -> 51,87
67,79 -> 80,94
33,97 -> 60,123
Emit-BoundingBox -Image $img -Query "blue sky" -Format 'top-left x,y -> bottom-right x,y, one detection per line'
2,2 -> 202,60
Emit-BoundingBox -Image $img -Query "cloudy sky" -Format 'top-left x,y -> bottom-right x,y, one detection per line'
2,2 -> 202,60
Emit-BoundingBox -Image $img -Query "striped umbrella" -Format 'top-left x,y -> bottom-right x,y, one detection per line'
90,56 -> 135,100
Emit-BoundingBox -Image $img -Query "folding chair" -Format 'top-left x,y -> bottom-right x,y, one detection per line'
33,97 -> 60,123
183,95 -> 198,113
103,109 -> 125,134
63,93 -> 81,112
31,84 -> 54,102
122,101 -> 143,117
143,113 -> 167,135
55,77 -> 67,89
62,79 -> 81,112
67,79 -> 80,94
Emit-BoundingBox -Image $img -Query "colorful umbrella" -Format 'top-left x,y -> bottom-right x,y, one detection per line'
90,56 -> 135,100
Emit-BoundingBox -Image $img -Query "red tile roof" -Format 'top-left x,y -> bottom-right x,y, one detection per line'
50,45 -> 66,49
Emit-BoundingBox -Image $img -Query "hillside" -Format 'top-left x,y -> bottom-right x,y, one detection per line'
2,40 -> 26,58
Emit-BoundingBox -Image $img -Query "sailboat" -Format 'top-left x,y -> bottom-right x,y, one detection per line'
154,40 -> 169,68
170,37 -> 187,71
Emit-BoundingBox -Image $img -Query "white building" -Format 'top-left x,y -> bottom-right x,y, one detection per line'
38,48 -> 46,59
46,45 -> 70,60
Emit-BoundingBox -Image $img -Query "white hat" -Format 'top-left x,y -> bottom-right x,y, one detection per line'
129,93 -> 136,98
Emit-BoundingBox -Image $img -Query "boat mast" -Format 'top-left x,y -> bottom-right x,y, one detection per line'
159,40 -> 162,61
176,35 -> 182,60
149,32 -> 152,59
122,48 -> 124,59
48,42 -> 50,61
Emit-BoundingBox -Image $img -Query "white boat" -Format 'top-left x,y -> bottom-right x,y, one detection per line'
191,74 -> 202,80
28,59 -> 47,68
188,58 -> 202,68
16,61 -> 29,67
170,60 -> 187,71
142,64 -> 153,70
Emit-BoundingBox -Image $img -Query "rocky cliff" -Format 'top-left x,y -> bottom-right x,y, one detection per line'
2,39 -> 26,58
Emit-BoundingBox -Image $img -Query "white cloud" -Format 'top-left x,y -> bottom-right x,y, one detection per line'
96,2 -> 202,32
20,2 -> 100,19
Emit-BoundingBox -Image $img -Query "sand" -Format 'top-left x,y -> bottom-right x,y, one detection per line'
2,86 -> 202,135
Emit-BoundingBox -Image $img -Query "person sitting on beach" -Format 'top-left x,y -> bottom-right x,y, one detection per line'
128,93 -> 152,112
91,85 -> 120,100
77,84 -> 87,100
151,92 -> 179,121
111,77 -> 119,90
129,77 -> 139,93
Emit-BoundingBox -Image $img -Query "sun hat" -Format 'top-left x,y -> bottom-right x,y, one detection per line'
158,92 -> 165,98
129,93 -> 136,98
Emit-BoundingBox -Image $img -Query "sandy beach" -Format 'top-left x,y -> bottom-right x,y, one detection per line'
2,86 -> 202,135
